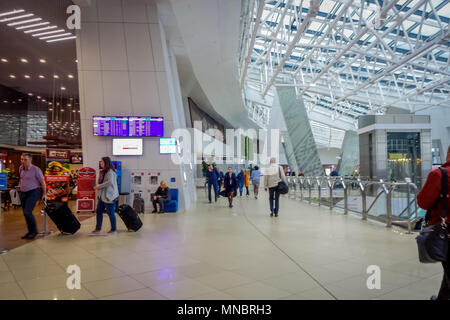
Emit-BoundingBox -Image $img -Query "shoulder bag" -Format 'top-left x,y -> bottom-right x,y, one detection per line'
416,167 -> 449,263
277,166 -> 289,195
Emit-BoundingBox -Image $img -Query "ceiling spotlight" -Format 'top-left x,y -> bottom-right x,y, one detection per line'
3,100 -> 8,103
9,74 -> 16,78
24,74 -> 30,79
38,75 -> 45,78
1,58 -> 7,62
20,58 -> 28,63
27,93 -> 33,96
61,86 -> 66,90
53,75 -> 59,78
42,99 -> 46,102
39,58 -> 46,63
48,102 -> 52,105
75,59 -> 78,63
0,9 -> 25,18
49,108 -> 53,111
67,104 -> 72,107
68,74 -> 74,79
61,109 -> 65,112
37,96 -> 41,99
18,99 -> 22,102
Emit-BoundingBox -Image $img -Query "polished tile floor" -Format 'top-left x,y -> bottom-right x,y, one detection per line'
0,189 -> 443,300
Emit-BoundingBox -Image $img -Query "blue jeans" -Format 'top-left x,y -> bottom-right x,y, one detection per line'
96,198 -> 117,231
269,186 -> 280,215
237,182 -> 244,196
208,182 -> 218,202
19,188 -> 40,234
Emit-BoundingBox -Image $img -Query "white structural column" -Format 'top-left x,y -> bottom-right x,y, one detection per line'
75,0 -> 195,211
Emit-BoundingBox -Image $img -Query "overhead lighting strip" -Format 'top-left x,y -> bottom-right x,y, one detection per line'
0,9 -> 75,44
16,22 -> 49,30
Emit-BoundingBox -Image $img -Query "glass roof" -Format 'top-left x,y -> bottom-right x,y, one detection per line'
239,0 -> 450,148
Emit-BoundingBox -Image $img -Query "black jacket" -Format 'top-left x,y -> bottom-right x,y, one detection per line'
224,172 -> 237,193
155,187 -> 171,201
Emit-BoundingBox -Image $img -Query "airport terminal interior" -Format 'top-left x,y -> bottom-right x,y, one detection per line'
0,0 -> 449,301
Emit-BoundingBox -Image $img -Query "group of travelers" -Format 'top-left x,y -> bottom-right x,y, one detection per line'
205,158 -> 286,216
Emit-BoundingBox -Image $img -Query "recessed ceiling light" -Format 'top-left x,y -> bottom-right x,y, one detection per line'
49,108 -> 53,111
46,35 -> 76,43
68,74 -> 74,79
73,110 -> 76,113
3,100 -> 8,103
61,109 -> 65,112
53,75 -> 59,79
38,75 -> 45,79
9,74 -> 16,78
27,93 -> 33,96
7,17 -> 41,26
33,29 -> 64,37
40,32 -> 71,40
61,86 -> 66,90
18,99 -> 22,102
16,21 -> 49,30
48,102 -> 52,105
0,9 -> 25,18
1,58 -> 7,62
42,99 -> 46,102
67,104 -> 72,107
20,58 -> 28,63
24,74 -> 30,78
24,25 -> 56,34
0,13 -> 33,23
39,58 -> 46,63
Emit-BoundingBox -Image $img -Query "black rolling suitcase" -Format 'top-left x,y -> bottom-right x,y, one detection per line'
118,204 -> 143,232
45,201 -> 81,234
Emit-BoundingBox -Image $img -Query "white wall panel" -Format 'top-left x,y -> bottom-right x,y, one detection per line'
99,23 -> 128,71
79,22 -> 101,70
82,71 -> 104,118
128,71 -> 160,114
97,0 -> 123,22
102,71 -> 132,115
124,24 -> 155,71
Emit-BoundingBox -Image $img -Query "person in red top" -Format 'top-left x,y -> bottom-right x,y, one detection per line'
417,146 -> 450,300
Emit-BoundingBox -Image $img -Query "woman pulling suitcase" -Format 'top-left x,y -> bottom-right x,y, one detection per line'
90,157 -> 119,235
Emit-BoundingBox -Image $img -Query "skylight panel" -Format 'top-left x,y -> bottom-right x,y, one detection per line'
309,21 -> 323,32
420,24 -> 440,36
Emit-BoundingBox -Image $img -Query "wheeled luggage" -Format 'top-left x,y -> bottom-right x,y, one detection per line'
118,204 -> 143,232
45,201 -> 81,234
133,193 -> 145,213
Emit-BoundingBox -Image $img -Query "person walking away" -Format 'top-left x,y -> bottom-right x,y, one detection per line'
217,167 -> 224,195
206,164 -> 219,203
237,169 -> 245,196
251,166 -> 261,199
244,170 -> 250,196
298,169 -> 304,177
264,157 -> 287,217
224,167 -> 237,208
18,153 -> 46,239
91,157 -> 119,235
418,146 -> 450,300
152,181 -> 171,213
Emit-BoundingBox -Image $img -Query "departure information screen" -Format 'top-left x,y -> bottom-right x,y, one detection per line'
129,117 -> 164,137
93,116 -> 129,136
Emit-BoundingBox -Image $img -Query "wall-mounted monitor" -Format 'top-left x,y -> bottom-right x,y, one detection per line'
112,138 -> 143,156
159,137 -> 177,154
93,116 -> 129,136
129,117 -> 164,137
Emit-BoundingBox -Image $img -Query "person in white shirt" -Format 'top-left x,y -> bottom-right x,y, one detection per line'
264,158 -> 287,217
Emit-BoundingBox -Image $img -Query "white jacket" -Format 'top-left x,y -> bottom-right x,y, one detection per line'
264,164 -> 286,189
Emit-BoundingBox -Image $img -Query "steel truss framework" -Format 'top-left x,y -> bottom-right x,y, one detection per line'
239,0 -> 450,148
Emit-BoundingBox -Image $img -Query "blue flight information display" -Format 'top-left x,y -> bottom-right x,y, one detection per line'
93,116 -> 129,136
129,117 -> 164,137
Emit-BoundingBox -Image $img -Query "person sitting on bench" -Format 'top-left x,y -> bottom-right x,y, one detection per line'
152,181 -> 171,213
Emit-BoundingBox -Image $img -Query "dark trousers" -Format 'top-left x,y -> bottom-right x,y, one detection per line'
438,244 -> 450,300
19,188 -> 40,234
245,186 -> 249,195
208,182 -> 218,202
96,199 -> 117,231
269,186 -> 280,215
153,197 -> 168,212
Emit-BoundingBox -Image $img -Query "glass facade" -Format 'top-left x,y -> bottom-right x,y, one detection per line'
387,132 -> 422,186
